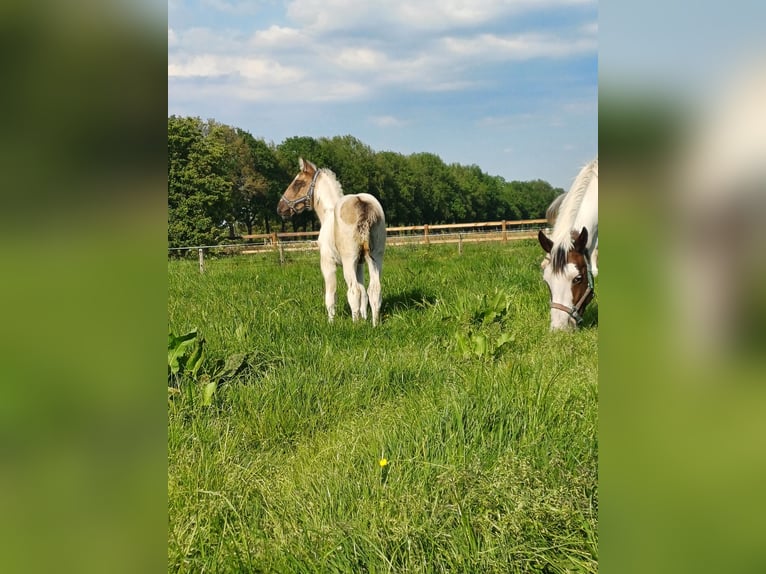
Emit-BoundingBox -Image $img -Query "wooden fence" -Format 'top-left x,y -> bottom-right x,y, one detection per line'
238,219 -> 548,255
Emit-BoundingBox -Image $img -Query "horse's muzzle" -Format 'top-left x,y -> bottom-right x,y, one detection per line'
276,200 -> 292,220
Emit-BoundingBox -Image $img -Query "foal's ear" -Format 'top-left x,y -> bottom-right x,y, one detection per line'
299,158 -> 317,173
538,230 -> 553,253
574,227 -> 589,253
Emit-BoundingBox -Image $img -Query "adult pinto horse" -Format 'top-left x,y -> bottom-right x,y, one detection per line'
538,158 -> 598,330
277,158 -> 386,326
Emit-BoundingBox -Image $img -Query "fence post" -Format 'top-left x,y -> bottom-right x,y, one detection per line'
458,233 -> 463,255
278,240 -> 285,265
198,248 -> 205,274
271,232 -> 278,250
502,220 -> 507,241
423,224 -> 429,245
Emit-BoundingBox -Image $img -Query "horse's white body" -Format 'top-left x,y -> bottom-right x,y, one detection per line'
542,158 -> 598,330
295,162 -> 386,326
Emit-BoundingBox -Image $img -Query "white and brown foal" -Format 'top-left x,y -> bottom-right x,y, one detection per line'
277,158 -> 386,326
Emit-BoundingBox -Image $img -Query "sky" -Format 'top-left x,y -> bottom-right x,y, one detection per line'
168,0 -> 597,190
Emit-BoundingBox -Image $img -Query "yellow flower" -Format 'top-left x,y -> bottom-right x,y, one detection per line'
379,458 -> 389,468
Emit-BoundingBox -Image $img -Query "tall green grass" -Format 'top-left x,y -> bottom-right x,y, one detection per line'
168,240 -> 598,573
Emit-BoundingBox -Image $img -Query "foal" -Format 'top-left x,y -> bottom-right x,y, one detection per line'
278,158 -> 386,326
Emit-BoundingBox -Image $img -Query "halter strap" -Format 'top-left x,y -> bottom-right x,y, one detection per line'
281,169 -> 321,213
549,266 -> 594,325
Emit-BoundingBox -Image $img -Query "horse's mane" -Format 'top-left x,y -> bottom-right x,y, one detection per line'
550,157 -> 598,272
546,192 -> 566,225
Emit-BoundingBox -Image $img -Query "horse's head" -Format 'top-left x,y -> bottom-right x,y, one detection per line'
277,158 -> 320,220
538,227 -> 594,331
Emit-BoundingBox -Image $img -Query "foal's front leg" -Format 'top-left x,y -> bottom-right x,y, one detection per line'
320,256 -> 337,323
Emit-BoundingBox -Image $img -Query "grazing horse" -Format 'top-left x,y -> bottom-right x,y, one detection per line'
277,158 -> 386,326
538,158 -> 598,330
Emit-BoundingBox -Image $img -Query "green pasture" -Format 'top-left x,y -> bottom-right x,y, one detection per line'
168,240 -> 598,573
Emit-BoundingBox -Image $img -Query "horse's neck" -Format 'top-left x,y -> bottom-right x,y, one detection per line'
571,178 -> 598,233
552,161 -> 598,246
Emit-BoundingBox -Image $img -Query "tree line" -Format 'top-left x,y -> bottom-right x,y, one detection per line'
168,115 -> 564,249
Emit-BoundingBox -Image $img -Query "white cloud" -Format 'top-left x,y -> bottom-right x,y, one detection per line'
443,32 -> 596,60
580,21 -> 598,36
286,0 -> 596,32
249,26 -> 308,48
370,115 -> 407,127
335,48 -> 388,70
201,0 -> 262,15
168,55 -> 304,84
168,0 -> 597,104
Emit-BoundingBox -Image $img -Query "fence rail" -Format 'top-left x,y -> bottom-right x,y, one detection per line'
170,219 -> 550,266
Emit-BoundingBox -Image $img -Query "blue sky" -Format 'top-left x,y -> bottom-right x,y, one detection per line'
168,0 -> 597,189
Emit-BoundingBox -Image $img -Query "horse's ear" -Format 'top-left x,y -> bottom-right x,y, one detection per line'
298,157 -> 306,170
574,227 -> 589,253
538,230 -> 553,253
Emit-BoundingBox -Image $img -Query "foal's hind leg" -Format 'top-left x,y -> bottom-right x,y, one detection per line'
366,256 -> 382,327
342,259 -> 362,322
356,261 -> 368,320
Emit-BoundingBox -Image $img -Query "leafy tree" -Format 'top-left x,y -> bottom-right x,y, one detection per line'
320,135 -> 374,197
168,116 -> 232,248
371,151 -> 421,225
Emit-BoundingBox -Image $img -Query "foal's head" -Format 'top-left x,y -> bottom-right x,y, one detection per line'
277,158 -> 319,220
538,227 -> 594,331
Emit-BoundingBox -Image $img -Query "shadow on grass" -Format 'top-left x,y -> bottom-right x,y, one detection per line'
382,288 -> 437,314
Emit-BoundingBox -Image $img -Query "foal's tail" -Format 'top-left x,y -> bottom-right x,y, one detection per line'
356,198 -> 384,257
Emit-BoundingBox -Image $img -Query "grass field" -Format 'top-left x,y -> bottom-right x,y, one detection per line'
168,240 -> 598,573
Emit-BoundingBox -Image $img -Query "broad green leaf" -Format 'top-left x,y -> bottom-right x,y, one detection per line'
168,329 -> 198,350
168,330 -> 200,376
496,332 -> 515,348
472,333 -> 488,357
201,381 -> 217,406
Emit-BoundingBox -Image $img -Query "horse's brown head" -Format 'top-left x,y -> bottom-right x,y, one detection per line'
277,158 -> 320,220
538,226 -> 594,330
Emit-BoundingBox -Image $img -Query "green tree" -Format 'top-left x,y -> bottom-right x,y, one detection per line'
168,116 -> 233,249
320,135 -> 374,197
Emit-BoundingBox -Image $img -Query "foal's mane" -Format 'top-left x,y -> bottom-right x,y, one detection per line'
550,158 -> 598,272
313,167 -> 343,207
320,168 -> 342,189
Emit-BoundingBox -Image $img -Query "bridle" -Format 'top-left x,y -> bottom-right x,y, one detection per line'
549,265 -> 595,326
279,169 -> 321,215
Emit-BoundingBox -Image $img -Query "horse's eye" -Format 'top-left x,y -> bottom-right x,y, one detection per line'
573,275 -> 583,284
